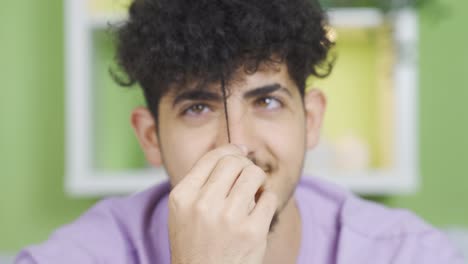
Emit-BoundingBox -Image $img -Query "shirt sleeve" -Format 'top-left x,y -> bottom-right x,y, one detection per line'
13,199 -> 136,264
413,230 -> 466,264
336,195 -> 466,264
14,237 -> 104,264
14,253 -> 36,264
336,226 -> 466,264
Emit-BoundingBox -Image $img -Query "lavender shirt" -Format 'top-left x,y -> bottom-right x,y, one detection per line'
16,176 -> 464,263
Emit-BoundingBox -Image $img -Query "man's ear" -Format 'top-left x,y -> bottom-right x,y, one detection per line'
304,88 -> 327,150
130,107 -> 163,167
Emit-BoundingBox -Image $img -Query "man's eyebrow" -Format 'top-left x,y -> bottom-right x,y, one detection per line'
243,83 -> 292,99
172,83 -> 292,106
172,90 -> 222,107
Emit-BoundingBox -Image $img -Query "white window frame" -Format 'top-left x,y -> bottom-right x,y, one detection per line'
65,1 -> 419,196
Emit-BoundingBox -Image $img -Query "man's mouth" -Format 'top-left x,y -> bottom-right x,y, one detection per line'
248,156 -> 273,174
261,164 -> 273,174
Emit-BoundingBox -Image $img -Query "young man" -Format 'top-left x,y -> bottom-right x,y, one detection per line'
16,0 -> 464,263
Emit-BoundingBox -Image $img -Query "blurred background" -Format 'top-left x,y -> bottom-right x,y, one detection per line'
0,0 -> 467,261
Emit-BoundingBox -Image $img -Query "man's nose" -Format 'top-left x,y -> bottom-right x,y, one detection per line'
216,109 -> 256,148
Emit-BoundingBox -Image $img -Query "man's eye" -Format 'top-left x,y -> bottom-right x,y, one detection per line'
254,97 -> 282,110
183,103 -> 211,116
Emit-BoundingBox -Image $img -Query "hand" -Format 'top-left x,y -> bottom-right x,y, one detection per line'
168,145 -> 278,264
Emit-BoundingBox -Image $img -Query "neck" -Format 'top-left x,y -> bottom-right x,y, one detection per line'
263,195 -> 302,264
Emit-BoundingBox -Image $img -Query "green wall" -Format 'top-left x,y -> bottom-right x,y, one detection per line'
0,1 -> 97,251
0,0 -> 467,253
374,0 -> 468,226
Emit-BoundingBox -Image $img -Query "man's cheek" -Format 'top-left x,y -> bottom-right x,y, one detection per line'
169,142 -> 210,182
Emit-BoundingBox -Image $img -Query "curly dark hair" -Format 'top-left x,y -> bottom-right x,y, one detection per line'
113,0 -> 334,119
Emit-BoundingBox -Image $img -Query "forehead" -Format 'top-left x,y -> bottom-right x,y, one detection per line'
166,62 -> 298,98
233,63 -> 297,93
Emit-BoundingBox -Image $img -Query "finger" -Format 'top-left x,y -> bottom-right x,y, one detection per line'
248,190 -> 278,236
225,164 -> 267,216
199,154 -> 253,201
177,144 -> 248,193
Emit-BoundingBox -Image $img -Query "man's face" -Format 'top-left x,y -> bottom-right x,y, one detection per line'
132,63 -> 326,213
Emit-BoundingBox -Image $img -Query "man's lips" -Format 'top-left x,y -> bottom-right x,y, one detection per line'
261,165 -> 273,174
248,156 -> 274,174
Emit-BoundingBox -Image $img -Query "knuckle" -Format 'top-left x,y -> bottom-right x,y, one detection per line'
211,145 -> 243,160
194,200 -> 210,216
193,199 -> 220,224
199,148 -> 229,166
218,154 -> 245,166
234,173 -> 250,186
223,144 -> 245,155
204,145 -> 246,166
245,164 -> 266,180
220,208 -> 237,228
240,223 -> 262,242
168,188 -> 185,210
